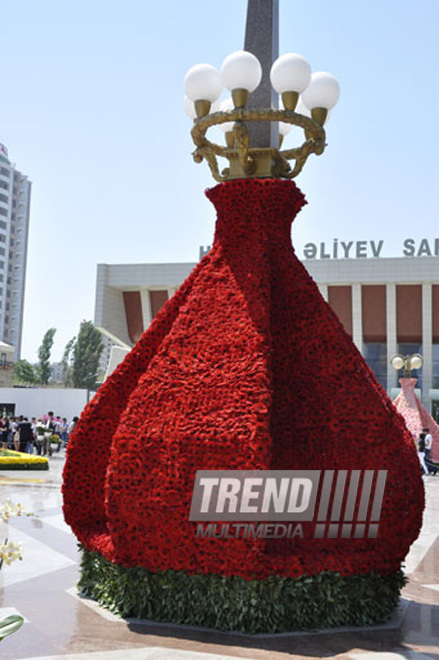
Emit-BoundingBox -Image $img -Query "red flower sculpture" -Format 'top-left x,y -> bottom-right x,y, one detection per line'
63,178 -> 423,579
393,378 -> 439,461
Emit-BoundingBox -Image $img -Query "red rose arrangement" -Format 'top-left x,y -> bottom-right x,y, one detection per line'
63,178 -> 424,585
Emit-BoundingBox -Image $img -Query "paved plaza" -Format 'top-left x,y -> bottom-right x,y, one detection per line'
0,454 -> 438,660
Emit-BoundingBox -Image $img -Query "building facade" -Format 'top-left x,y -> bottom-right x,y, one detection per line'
0,143 -> 31,359
94,254 -> 439,420
0,340 -> 15,387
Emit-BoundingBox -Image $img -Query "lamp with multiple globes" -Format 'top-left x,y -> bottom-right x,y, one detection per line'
391,353 -> 424,377
183,50 -> 340,181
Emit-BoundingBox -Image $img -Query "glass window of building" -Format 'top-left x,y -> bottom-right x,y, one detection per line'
363,343 -> 387,390
362,285 -> 387,390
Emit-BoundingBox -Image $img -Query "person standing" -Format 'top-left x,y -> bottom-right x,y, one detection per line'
18,417 -> 34,454
60,418 -> 69,449
2,417 -> 9,448
423,427 -> 437,475
418,432 -> 429,476
54,415 -> 62,452
35,419 -> 46,456
67,416 -> 79,445
10,417 -> 19,450
0,416 -> 6,448
423,427 -> 433,461
43,411 -> 56,457
29,417 -> 37,453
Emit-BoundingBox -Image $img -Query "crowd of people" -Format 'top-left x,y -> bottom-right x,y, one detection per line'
0,411 -> 79,457
417,427 -> 438,476
2,411 -> 436,474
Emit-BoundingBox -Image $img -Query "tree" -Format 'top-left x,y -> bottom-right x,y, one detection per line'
37,328 -> 56,385
71,321 -> 104,390
13,359 -> 39,386
61,336 -> 76,386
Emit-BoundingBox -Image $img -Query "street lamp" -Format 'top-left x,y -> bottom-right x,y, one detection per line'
391,353 -> 423,377
183,50 -> 340,181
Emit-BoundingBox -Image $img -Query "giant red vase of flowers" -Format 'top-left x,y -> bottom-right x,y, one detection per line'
63,178 -> 424,631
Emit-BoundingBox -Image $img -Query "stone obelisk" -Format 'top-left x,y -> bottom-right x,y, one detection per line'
244,0 -> 279,148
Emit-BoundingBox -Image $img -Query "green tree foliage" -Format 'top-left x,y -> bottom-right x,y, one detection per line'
37,328 -> 56,385
71,321 -> 104,390
61,336 -> 76,386
13,359 -> 39,386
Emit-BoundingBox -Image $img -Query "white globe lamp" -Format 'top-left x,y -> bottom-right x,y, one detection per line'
221,50 -> 262,108
219,99 -> 235,133
184,96 -> 197,120
391,355 -> 405,370
184,63 -> 223,117
302,72 -> 340,125
278,121 -> 293,148
410,354 -> 423,370
270,53 -> 311,110
219,98 -> 236,148
294,98 -> 311,117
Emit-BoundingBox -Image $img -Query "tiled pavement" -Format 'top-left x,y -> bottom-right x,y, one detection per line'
0,454 -> 438,660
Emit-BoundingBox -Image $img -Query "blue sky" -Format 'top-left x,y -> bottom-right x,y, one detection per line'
1,0 -> 439,362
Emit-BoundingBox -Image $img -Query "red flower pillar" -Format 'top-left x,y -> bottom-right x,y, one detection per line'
63,179 -> 424,628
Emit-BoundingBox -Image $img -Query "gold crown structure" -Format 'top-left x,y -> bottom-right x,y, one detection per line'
184,51 -> 340,182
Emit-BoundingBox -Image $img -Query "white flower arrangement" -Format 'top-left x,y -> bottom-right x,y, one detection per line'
0,498 -> 25,524
0,540 -> 22,566
0,498 -> 31,640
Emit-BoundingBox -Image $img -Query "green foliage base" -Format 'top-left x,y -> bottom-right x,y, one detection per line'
79,548 -> 406,633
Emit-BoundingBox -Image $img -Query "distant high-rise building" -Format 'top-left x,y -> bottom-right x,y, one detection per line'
0,143 -> 31,359
98,334 -> 116,378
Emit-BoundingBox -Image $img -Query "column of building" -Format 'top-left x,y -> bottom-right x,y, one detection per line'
422,283 -> 433,409
386,284 -> 398,394
352,284 -> 363,355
